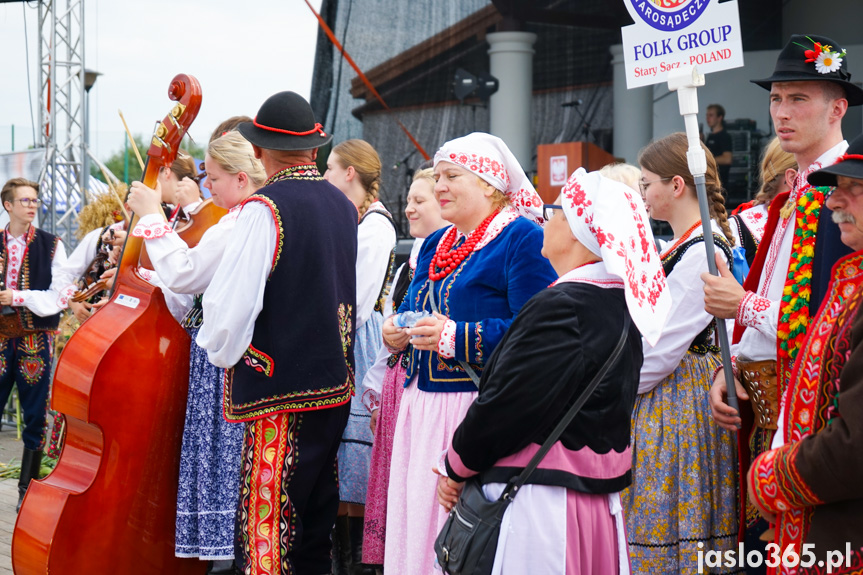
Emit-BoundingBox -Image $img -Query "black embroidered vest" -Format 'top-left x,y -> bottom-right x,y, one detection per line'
225,165 -> 358,421
0,226 -> 61,331
662,232 -> 733,355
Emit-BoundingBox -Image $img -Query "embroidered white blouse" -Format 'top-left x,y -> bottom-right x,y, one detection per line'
356,201 -> 397,329
132,207 -> 241,294
4,228 -> 69,316
732,140 -> 847,363
639,221 -> 729,395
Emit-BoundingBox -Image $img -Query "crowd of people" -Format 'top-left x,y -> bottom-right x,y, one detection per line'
2,31 -> 862,575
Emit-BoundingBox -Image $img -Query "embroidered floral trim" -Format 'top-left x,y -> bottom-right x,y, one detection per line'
446,151 -> 510,187
437,319 -> 457,359
265,163 -> 322,185
57,283 -> 77,308
131,220 -> 173,239
137,267 -> 155,283
738,204 -> 768,244
243,344 -> 274,378
11,291 -> 24,306
737,291 -> 773,329
778,188 -> 825,361
362,388 -> 380,413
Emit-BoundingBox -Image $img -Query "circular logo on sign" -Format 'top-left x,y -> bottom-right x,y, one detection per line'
628,0 -> 711,32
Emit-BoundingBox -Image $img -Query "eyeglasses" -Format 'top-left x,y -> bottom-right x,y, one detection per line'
14,198 -> 42,207
543,204 -> 563,221
639,178 -> 671,193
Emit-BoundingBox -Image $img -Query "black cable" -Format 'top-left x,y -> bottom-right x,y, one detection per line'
23,3 -> 36,146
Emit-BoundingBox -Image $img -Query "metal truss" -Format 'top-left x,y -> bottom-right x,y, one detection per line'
38,0 -> 86,247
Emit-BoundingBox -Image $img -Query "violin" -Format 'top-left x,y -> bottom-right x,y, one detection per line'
12,74 -> 207,575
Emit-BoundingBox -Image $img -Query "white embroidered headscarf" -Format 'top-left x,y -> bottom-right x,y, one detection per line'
434,132 -> 544,226
561,168 -> 671,346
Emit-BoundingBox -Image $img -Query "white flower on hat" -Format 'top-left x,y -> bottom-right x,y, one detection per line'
815,50 -> 844,74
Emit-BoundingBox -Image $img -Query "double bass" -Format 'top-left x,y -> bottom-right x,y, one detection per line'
12,74 -> 207,575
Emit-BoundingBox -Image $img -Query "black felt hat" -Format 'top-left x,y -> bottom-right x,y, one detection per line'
808,134 -> 863,187
238,91 -> 332,151
752,34 -> 863,106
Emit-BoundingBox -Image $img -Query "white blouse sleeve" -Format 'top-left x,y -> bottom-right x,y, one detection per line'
638,235 -> 729,394
14,239 -> 70,315
134,212 -> 235,294
196,202 -> 274,369
355,212 -> 397,328
53,227 -> 101,290
360,262 -> 407,411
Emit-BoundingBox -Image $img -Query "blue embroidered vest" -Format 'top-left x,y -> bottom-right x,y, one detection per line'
225,165 -> 358,421
399,215 -> 557,392
0,226 -> 61,331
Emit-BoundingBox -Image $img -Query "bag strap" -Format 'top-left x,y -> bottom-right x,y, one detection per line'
428,280 -> 481,388
501,312 -> 631,501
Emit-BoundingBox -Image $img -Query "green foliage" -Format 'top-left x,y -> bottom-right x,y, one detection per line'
92,133 -> 206,184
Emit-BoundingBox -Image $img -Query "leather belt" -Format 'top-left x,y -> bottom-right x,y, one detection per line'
737,359 -> 779,430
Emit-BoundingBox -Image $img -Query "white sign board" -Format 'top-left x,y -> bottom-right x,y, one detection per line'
621,0 -> 744,89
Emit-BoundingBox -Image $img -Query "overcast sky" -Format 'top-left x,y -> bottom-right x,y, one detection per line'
0,0 -> 323,160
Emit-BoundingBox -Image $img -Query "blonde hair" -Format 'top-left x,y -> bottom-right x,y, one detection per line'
412,167 -> 435,187
599,162 -> 641,193
754,137 -> 797,206
639,132 -> 732,241
76,183 -> 127,239
332,139 -> 382,218
208,131 -> 267,189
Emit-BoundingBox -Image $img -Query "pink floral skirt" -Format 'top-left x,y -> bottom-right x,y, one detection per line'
362,360 -> 407,565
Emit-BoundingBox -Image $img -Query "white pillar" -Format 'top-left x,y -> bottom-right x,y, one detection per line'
610,43 -> 654,165
487,31 -> 537,168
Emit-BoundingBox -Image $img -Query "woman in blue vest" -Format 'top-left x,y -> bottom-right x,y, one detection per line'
381,133 -> 557,574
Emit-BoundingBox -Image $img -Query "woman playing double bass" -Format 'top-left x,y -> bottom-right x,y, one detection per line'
126,130 -> 266,574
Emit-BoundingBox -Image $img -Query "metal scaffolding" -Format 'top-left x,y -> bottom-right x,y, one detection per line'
38,0 -> 86,247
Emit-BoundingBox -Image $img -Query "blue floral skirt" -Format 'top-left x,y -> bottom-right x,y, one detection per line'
175,327 -> 245,560
337,312 -> 383,504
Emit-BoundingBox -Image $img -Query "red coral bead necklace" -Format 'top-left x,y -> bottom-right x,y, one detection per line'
429,209 -> 500,281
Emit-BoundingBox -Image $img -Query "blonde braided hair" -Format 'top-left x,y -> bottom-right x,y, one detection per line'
332,139 -> 382,219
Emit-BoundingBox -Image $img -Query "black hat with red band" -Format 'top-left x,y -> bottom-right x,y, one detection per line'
808,134 -> 863,187
238,91 -> 332,151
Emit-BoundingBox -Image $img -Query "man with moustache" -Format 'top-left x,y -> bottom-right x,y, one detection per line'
748,135 -> 863,574
702,34 -> 863,571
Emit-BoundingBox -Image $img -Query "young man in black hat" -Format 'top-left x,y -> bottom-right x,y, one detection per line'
748,135 -> 863,572
702,34 -> 863,570
197,91 -> 358,575
0,177 -> 68,512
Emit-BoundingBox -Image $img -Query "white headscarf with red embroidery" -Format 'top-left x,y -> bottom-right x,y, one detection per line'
434,132 -> 544,226
561,168 -> 670,346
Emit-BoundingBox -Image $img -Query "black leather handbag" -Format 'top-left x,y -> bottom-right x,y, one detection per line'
434,312 -> 631,575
